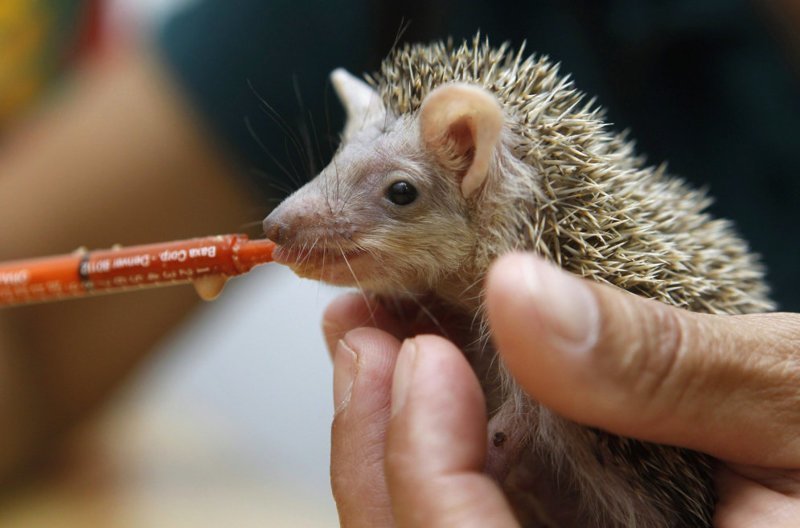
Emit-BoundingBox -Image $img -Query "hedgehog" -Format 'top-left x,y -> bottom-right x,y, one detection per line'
262,35 -> 773,527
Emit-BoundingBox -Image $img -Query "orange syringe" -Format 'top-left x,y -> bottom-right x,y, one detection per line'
0,234 -> 276,307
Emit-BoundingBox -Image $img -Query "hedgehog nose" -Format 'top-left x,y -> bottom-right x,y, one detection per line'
262,212 -> 291,246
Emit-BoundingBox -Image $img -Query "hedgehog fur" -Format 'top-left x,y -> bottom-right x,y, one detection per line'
368,35 -> 771,315
368,36 -> 773,527
265,34 -> 774,527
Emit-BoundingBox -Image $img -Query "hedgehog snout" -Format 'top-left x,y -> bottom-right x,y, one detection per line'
263,204 -> 352,246
262,210 -> 292,246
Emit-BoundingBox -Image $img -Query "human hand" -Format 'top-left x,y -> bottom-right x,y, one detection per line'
323,253 -> 800,527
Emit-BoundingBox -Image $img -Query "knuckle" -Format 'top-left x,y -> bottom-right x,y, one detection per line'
632,305 -> 687,401
384,448 -> 405,478
604,299 -> 691,408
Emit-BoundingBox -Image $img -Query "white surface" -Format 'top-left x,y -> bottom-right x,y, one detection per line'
123,264 -> 346,524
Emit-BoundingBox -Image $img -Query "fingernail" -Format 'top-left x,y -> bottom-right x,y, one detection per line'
518,255 -> 599,352
333,340 -> 358,413
391,338 -> 417,417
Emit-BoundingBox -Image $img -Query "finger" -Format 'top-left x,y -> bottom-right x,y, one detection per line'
330,327 -> 401,527
323,293 -> 405,356
385,335 -> 518,527
715,465 -> 800,527
486,253 -> 800,467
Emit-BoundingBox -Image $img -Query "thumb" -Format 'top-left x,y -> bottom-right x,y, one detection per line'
486,253 -> 800,468
385,335 -> 518,527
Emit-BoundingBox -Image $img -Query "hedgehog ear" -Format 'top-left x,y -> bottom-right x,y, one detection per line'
331,68 -> 386,140
420,83 -> 503,198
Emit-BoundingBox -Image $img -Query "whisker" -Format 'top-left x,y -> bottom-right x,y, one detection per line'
319,236 -> 328,287
394,284 -> 450,340
322,80 -> 341,209
238,219 -> 269,231
248,79 -> 309,182
299,240 -> 316,267
336,241 -> 377,326
249,168 -> 296,196
291,75 -> 316,178
281,134 -> 306,189
306,109 -> 327,180
244,117 -> 303,190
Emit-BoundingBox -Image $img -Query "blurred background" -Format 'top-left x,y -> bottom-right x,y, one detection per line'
0,265 -> 344,527
0,0 -> 797,526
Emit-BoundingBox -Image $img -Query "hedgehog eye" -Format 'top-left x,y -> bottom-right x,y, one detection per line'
386,180 -> 418,206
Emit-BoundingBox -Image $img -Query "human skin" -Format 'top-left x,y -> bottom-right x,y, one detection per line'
323,253 -> 800,527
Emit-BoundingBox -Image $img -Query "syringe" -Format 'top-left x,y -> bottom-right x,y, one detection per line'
0,234 -> 276,307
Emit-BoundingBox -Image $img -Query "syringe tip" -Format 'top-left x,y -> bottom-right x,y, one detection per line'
236,239 -> 277,269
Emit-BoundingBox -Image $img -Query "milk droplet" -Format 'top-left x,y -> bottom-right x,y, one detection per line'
193,274 -> 228,301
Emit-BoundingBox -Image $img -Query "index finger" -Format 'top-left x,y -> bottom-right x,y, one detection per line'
322,293 -> 406,356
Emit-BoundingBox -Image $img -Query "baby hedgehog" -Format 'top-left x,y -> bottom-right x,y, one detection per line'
263,35 -> 774,527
